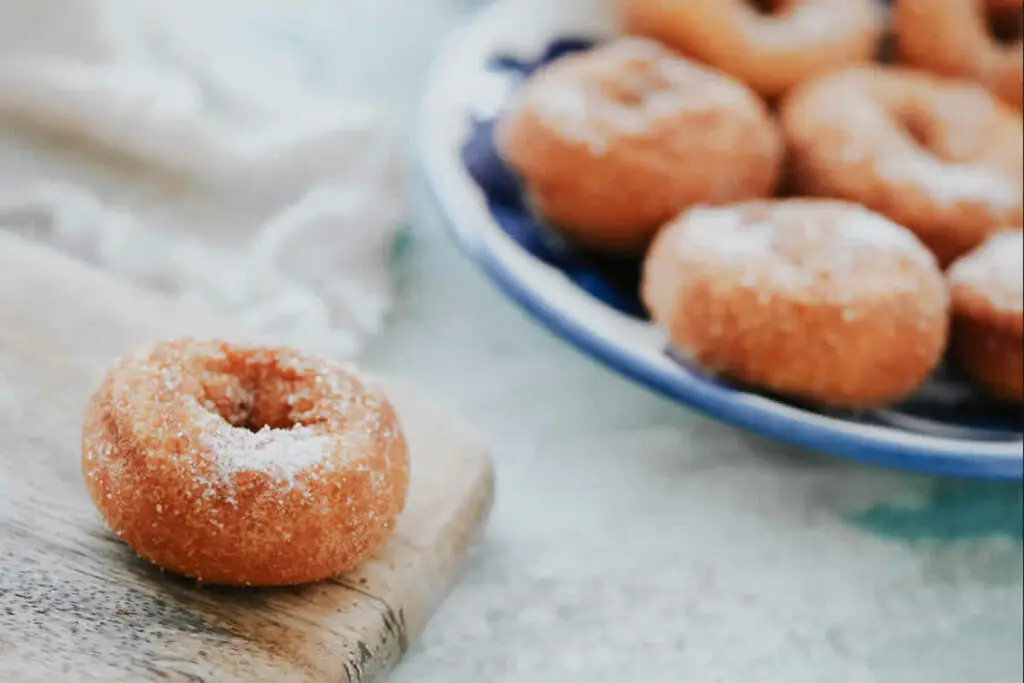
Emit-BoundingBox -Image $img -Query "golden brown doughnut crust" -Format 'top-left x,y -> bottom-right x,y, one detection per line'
951,318 -> 1024,402
947,229 -> 1024,402
780,66 -> 1024,266
894,0 -> 1023,110
496,37 -> 783,253
987,0 -> 1023,11
642,199 -> 950,409
620,0 -> 885,98
82,339 -> 410,587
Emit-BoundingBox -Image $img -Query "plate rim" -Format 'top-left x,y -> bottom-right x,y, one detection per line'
416,0 -> 1024,480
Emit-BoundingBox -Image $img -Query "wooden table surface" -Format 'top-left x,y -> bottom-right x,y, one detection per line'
0,235 -> 494,682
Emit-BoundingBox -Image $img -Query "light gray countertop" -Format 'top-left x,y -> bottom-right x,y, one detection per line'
15,1 -> 1024,681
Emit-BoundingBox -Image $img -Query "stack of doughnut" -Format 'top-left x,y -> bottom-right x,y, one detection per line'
497,0 -> 1023,409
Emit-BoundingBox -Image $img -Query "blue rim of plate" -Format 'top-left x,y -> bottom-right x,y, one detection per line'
416,0 -> 1024,480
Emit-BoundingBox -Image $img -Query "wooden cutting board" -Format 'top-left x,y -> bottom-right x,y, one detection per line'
0,234 -> 495,683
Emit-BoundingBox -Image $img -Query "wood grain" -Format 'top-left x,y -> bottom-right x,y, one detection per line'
0,234 -> 495,683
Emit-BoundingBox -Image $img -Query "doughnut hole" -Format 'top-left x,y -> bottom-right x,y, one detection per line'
780,66 -> 1023,265
893,0 -> 1023,109
744,0 -> 779,15
742,0 -> 810,17
893,102 -> 978,164
882,78 -> 1019,172
986,5 -> 1023,47
196,349 -> 315,433
895,106 -> 940,151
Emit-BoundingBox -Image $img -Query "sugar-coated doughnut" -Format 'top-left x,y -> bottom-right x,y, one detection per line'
894,0 -> 1023,110
496,37 -> 783,253
642,199 -> 950,409
619,0 -> 885,98
947,229 -> 1024,402
82,339 -> 410,587
781,66 -> 1024,266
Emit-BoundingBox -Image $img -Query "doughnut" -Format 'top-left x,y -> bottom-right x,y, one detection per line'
619,0 -> 885,98
496,37 -> 783,253
81,338 -> 409,587
641,199 -> 950,409
894,0 -> 1023,110
947,229 -> 1024,402
780,66 -> 1024,266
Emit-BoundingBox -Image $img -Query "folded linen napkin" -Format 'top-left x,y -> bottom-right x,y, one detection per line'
0,0 -> 406,358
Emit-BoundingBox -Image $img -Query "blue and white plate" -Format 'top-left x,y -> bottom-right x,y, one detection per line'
417,0 -> 1024,479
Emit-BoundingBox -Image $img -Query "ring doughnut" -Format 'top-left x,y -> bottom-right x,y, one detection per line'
497,37 -> 783,253
947,229 -> 1024,402
619,0 -> 885,98
894,0 -> 1023,110
780,65 -> 1024,266
82,338 -> 410,587
641,199 -> 950,409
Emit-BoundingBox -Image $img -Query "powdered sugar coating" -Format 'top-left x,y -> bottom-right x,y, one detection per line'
893,81 -> 1022,209
878,153 -> 1022,210
949,230 -> 1024,316
672,200 -> 942,303
894,0 -> 1024,110
880,82 -> 1021,208
198,422 -> 331,487
799,71 -> 1022,210
496,35 -> 782,253
643,199 -> 950,408
781,66 -> 1023,265
522,37 -> 760,156
90,340 -> 395,494
81,338 -> 409,586
929,85 -> 998,158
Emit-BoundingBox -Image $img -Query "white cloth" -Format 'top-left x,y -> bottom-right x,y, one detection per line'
0,0 -> 406,358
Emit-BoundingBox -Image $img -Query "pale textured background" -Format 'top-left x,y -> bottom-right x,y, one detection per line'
15,1 -> 1024,681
